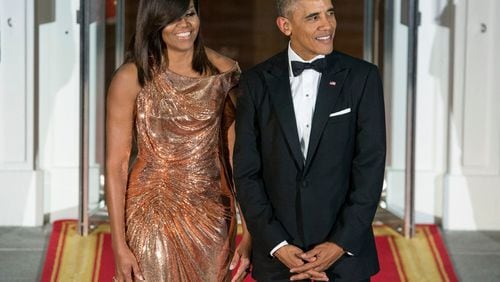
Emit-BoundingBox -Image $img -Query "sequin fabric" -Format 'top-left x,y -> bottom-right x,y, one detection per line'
125,65 -> 240,281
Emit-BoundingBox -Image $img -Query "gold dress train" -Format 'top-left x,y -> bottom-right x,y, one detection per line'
125,65 -> 240,281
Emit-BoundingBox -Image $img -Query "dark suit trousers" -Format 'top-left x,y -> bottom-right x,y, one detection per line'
251,277 -> 371,282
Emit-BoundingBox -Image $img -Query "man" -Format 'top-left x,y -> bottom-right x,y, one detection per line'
233,0 -> 386,281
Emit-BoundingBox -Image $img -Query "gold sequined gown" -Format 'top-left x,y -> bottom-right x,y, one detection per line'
125,65 -> 239,281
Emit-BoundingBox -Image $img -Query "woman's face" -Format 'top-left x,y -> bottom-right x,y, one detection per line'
161,1 -> 200,54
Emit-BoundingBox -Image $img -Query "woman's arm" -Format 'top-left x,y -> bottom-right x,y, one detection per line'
105,63 -> 144,281
224,87 -> 253,282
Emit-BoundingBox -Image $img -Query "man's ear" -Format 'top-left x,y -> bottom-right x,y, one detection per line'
276,16 -> 292,36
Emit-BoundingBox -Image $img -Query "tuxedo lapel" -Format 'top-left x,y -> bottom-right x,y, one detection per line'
305,53 -> 349,171
265,52 -> 305,169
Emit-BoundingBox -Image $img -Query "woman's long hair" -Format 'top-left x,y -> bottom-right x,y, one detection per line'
129,0 -> 218,86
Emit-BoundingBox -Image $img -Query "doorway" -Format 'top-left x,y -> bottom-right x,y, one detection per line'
78,0 -> 419,238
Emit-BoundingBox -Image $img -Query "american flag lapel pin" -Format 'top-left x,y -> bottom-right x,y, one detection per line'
329,81 -> 337,86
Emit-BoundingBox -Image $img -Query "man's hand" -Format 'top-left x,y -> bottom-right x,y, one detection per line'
274,244 -> 305,269
274,245 -> 329,281
289,242 -> 345,280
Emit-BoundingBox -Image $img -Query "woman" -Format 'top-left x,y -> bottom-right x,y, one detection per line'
105,0 -> 251,281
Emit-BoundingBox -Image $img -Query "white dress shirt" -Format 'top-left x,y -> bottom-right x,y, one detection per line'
270,44 -> 324,256
288,46 -> 324,159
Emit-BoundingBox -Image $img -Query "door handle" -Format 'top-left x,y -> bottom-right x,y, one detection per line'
0,17 -> 15,63
0,17 -> 12,64
480,23 -> 487,33
0,19 -> 2,64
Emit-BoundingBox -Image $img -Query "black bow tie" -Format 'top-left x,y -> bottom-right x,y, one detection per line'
291,58 -> 326,76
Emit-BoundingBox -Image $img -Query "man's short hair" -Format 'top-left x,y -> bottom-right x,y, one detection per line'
276,0 -> 297,17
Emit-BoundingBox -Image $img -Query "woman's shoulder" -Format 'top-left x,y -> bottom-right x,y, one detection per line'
114,63 -> 141,87
108,63 -> 142,100
114,63 -> 139,82
205,47 -> 238,73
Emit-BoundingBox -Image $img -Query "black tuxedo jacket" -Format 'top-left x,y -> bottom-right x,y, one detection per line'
234,50 -> 386,281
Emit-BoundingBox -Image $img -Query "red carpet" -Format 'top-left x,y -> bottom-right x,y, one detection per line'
42,221 -> 458,281
372,224 -> 458,282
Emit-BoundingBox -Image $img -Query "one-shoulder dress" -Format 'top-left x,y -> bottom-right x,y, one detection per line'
125,65 -> 240,281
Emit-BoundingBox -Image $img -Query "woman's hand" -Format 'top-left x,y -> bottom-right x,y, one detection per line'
230,232 -> 252,282
113,245 -> 144,282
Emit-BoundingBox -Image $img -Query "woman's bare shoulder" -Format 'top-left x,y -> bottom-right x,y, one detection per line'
108,63 -> 142,100
205,47 -> 237,73
114,63 -> 140,87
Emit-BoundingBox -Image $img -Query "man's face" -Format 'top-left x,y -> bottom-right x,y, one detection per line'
279,0 -> 336,60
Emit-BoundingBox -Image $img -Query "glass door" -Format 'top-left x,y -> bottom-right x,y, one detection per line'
79,0 -> 106,235
367,0 -> 419,237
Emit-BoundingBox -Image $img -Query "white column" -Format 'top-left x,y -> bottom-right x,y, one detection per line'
444,0 -> 500,230
0,0 -> 42,226
38,0 -> 81,221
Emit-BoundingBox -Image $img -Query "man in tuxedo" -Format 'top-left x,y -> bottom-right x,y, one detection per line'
233,0 -> 386,281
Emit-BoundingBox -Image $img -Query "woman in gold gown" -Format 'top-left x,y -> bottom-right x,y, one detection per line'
105,0 -> 251,281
